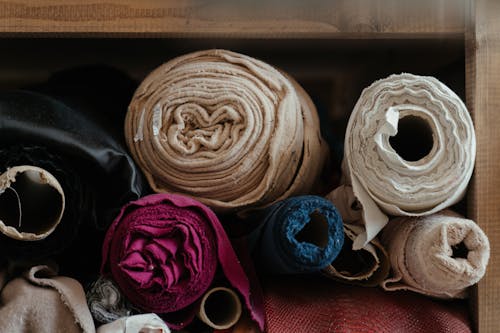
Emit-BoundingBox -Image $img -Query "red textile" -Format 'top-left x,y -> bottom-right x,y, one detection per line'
262,276 -> 471,333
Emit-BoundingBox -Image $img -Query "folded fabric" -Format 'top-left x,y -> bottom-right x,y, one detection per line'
249,195 -> 344,274
380,210 -> 490,298
87,277 -> 133,324
101,193 -> 264,330
97,314 -> 170,333
260,275 -> 472,333
0,145 -> 89,261
125,49 -> 328,213
0,264 -> 95,333
323,223 -> 390,287
328,73 -> 475,249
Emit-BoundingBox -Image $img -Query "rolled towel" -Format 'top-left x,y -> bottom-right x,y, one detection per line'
87,277 -> 132,324
0,165 -> 64,241
198,287 -> 242,330
380,210 -> 490,298
101,193 -> 264,330
323,223 -> 390,287
0,145 -> 89,261
328,73 -> 475,249
0,264 -> 95,333
97,314 -> 170,333
249,195 -> 344,274
125,49 -> 328,212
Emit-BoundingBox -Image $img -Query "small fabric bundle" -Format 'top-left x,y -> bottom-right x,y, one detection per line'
125,49 -> 328,213
380,210 -> 489,298
0,264 -> 95,333
257,276 -> 472,333
329,73 -> 476,249
97,314 -> 170,333
101,193 -> 264,330
87,277 -> 133,324
250,195 -> 344,274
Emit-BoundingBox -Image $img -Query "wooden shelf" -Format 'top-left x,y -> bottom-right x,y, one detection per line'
0,0 -> 466,38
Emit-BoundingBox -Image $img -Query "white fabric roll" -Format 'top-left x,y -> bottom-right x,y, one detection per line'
97,314 -> 170,333
329,73 -> 476,249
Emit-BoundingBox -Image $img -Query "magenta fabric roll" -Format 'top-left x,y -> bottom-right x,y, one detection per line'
101,193 -> 264,330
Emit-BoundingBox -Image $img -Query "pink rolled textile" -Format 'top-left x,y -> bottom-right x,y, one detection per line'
101,193 -> 264,330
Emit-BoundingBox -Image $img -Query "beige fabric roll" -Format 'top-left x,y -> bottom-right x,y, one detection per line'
0,264 -> 95,333
0,165 -> 65,241
323,223 -> 390,287
97,314 -> 170,333
125,49 -> 328,212
329,73 -> 475,249
380,210 -> 489,299
198,287 -> 242,330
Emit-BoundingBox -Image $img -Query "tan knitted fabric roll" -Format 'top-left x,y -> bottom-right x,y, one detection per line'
125,49 -> 327,212
380,210 -> 489,299
329,73 -> 475,249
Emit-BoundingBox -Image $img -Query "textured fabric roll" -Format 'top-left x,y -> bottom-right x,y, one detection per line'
87,277 -> 133,324
329,73 -> 475,249
0,264 -> 95,333
97,314 -> 170,333
125,49 -> 328,212
380,210 -> 489,298
258,276 -> 471,333
323,223 -> 390,287
250,195 -> 344,274
101,193 -> 264,330
0,145 -> 90,261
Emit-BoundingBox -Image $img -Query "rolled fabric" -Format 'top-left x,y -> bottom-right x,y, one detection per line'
101,193 -> 264,330
250,195 -> 344,274
97,314 -> 170,333
0,145 -> 89,261
329,73 -> 475,249
198,287 -> 242,330
87,277 -> 133,324
125,49 -> 328,212
323,223 -> 390,287
380,210 -> 490,298
0,165 -> 64,241
0,264 -> 95,333
259,275 -> 472,333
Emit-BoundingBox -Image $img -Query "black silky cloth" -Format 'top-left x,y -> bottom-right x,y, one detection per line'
0,67 -> 148,281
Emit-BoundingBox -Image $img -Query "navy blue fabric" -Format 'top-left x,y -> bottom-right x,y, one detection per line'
251,195 -> 344,275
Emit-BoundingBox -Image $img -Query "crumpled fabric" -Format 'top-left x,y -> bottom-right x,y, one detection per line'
97,314 -> 170,333
101,193 -> 264,330
0,145 -> 90,262
87,277 -> 133,324
125,49 -> 328,213
380,210 -> 489,298
260,275 -> 471,333
328,73 -> 475,249
0,263 -> 95,333
248,195 -> 344,274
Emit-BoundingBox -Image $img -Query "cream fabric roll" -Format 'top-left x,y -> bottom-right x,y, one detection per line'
329,73 -> 475,249
380,210 -> 489,298
97,314 -> 170,333
125,49 -> 328,212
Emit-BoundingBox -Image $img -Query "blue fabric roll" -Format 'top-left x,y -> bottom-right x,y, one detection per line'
251,195 -> 344,275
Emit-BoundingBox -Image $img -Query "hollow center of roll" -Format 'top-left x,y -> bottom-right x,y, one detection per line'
331,237 -> 376,276
452,241 -> 469,259
389,115 -> 434,162
295,211 -> 329,248
0,171 -> 63,234
203,289 -> 240,328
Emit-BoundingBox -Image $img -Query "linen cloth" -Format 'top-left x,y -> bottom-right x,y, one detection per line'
328,73 -> 475,249
125,49 -> 328,213
97,314 -> 169,333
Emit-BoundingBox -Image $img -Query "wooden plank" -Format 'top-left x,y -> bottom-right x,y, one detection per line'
0,0 -> 466,37
466,0 -> 500,332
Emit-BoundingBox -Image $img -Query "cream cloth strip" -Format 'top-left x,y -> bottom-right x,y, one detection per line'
380,210 -> 489,299
329,73 -> 475,249
125,49 -> 327,212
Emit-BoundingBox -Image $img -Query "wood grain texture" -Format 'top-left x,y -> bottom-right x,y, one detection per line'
466,0 -> 500,332
0,0 -> 466,37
